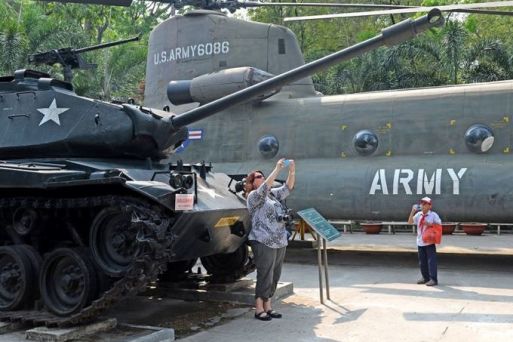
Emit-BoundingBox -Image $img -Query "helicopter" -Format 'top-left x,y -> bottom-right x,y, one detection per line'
35,0 -> 513,224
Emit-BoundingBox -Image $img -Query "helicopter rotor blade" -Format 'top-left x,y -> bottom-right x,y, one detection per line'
247,2 -> 513,17
240,2 -> 410,9
284,1 -> 513,22
451,9 -> 513,16
34,0 -> 513,19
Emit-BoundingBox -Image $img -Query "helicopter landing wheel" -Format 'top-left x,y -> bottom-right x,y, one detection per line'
40,248 -> 98,316
159,259 -> 197,282
90,207 -> 138,277
200,244 -> 251,280
0,246 -> 36,310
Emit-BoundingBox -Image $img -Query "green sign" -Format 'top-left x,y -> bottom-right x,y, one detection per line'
297,208 -> 341,241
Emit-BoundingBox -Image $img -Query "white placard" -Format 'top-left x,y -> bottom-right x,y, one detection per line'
175,194 -> 195,211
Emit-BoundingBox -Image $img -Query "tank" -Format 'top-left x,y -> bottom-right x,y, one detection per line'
0,11 -> 442,326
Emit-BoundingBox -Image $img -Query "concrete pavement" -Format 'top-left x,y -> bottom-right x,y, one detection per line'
182,254 -> 513,342
182,233 -> 513,341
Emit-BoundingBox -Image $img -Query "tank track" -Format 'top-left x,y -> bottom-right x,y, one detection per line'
0,195 -> 173,327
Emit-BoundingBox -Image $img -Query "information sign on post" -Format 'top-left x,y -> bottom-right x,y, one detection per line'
297,208 -> 341,241
297,208 -> 341,304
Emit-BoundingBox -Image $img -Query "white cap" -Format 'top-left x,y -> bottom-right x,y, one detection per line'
420,197 -> 432,205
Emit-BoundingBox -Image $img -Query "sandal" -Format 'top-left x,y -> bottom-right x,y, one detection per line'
254,311 -> 272,321
267,310 -> 282,319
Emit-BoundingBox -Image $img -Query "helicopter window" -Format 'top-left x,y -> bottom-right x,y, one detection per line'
465,124 -> 495,153
219,61 -> 227,67
353,130 -> 378,156
258,135 -> 279,159
278,39 -> 286,55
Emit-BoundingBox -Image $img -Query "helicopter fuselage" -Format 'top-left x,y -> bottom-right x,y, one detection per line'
140,9 -> 509,223
174,80 -> 513,222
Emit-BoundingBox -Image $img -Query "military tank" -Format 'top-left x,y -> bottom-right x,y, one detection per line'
0,11 -> 442,326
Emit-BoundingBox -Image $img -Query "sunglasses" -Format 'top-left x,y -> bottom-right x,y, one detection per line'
254,175 -> 264,180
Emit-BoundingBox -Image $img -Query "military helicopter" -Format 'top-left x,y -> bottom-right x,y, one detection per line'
0,0 -> 442,326
137,0 -> 513,224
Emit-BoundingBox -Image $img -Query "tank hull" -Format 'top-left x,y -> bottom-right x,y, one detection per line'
0,158 -> 251,326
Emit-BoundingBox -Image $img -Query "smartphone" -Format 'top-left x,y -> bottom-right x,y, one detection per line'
283,159 -> 290,167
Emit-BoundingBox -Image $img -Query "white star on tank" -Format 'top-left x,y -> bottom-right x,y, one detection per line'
37,99 -> 70,126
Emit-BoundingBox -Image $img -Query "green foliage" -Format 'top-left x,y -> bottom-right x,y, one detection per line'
0,22 -> 27,74
463,38 -> 513,82
464,15 -> 477,33
441,20 -> 467,84
0,0 -> 168,101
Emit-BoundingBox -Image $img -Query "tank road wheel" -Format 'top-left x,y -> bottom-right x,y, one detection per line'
12,208 -> 39,237
14,245 -> 42,302
0,246 -> 35,310
159,259 -> 197,282
90,207 -> 138,277
200,244 -> 251,279
40,248 -> 98,316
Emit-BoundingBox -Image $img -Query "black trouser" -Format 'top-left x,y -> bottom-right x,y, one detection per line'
418,244 -> 438,282
250,240 -> 287,300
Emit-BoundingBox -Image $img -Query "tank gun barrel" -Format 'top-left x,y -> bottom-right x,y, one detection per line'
73,36 -> 140,54
170,9 -> 443,128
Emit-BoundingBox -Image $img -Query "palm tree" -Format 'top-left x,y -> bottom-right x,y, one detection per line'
383,37 -> 447,89
463,38 -> 513,83
440,20 -> 467,84
0,22 -> 26,75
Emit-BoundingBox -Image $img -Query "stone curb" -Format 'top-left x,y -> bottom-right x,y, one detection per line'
121,324 -> 175,342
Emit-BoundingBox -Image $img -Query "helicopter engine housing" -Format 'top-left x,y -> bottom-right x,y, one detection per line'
167,67 -> 277,105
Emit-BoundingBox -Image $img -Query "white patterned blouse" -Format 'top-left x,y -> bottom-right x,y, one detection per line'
247,183 -> 291,248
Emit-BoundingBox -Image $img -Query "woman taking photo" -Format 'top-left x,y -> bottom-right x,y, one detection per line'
244,158 -> 295,321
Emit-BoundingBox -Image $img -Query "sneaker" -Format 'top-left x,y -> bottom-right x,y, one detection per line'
425,280 -> 438,286
417,278 -> 428,284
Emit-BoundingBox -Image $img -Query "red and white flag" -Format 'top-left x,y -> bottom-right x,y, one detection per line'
188,129 -> 203,140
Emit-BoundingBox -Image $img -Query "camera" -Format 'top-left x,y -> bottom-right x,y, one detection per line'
277,207 -> 295,239
235,179 -> 246,193
277,208 -> 293,223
